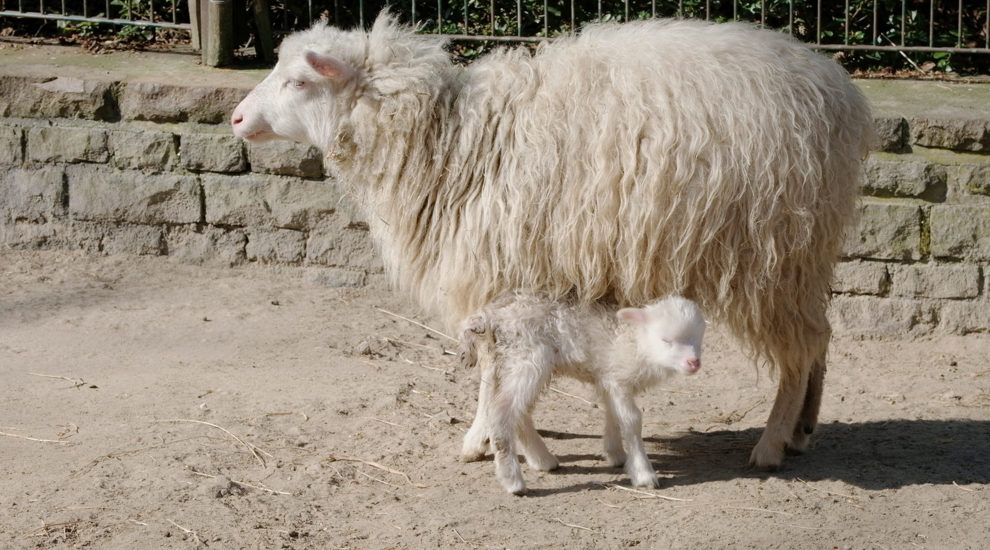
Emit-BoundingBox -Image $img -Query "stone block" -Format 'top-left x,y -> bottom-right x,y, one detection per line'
0,126 -> 23,165
109,129 -> 177,171
832,261 -> 888,295
28,126 -> 109,164
911,117 -> 990,153
248,141 -> 324,178
67,165 -> 202,224
0,220 -> 103,252
873,116 -> 909,153
305,215 -> 383,273
890,264 -> 980,299
120,82 -> 248,124
930,204 -> 990,261
306,267 -> 366,288
948,163 -> 990,197
829,296 -> 936,337
203,174 -> 339,229
0,167 -> 66,223
0,75 -> 117,120
180,133 -> 246,173
102,224 -> 165,256
938,301 -> 990,335
245,227 -> 307,264
862,154 -> 946,199
843,200 -> 922,261
166,225 -> 246,267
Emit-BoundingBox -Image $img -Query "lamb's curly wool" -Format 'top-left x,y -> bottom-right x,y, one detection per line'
232,14 -> 874,469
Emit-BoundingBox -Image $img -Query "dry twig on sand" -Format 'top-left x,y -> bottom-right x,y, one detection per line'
330,454 -> 428,488
595,482 -> 691,502
0,431 -> 73,445
375,308 -> 456,342
151,419 -> 271,468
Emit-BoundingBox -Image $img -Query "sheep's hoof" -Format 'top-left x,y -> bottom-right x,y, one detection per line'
748,442 -> 784,471
786,431 -> 811,455
630,474 -> 661,489
525,454 -> 559,472
500,479 -> 528,495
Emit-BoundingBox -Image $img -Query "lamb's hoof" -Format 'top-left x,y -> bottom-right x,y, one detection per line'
605,452 -> 627,468
748,442 -> 784,471
500,479 -> 528,496
630,474 -> 661,489
461,450 -> 486,463
525,454 -> 559,472
786,431 -> 810,456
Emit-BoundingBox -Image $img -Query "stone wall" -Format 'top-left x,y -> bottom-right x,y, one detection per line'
1,72 -> 989,336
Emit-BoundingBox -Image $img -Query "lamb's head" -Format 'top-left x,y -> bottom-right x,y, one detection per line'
231,13 -> 451,157
617,296 -> 706,376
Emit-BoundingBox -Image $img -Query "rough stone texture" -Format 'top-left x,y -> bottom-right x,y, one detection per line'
0,220 -> 103,252
862,154 -> 946,199
67,165 -> 202,225
306,267 -> 367,288
120,82 -> 248,124
939,301 -> 990,335
0,126 -> 23,165
245,227 -> 307,264
109,129 -> 177,171
829,296 -> 937,337
0,75 -> 117,120
102,223 -> 166,256
28,126 -> 109,164
203,174 -> 338,229
930,204 -> 990,261
911,117 -> 990,153
950,163 -> 990,197
0,167 -> 66,224
248,141 -> 324,178
180,133 -> 246,173
873,116 -> 909,153
843,200 -> 922,261
306,217 -> 383,272
890,264 -> 981,299
166,225 -> 246,267
833,261 -> 888,295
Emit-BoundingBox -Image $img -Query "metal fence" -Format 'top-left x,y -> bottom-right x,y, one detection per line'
1,0 -> 988,54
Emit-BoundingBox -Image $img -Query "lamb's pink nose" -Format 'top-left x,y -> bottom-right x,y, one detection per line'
685,358 -> 701,373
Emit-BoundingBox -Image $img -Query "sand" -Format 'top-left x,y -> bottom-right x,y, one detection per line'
1,249 -> 988,549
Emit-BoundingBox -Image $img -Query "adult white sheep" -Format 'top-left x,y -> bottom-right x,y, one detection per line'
231,14 -> 874,470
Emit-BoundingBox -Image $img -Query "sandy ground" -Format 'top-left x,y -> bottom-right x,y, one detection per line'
1,249 -> 988,549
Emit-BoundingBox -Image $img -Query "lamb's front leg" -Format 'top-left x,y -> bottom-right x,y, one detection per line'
600,392 -> 627,467
607,391 -> 659,488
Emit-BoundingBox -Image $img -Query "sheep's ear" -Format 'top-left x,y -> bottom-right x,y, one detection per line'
617,308 -> 648,325
305,51 -> 355,82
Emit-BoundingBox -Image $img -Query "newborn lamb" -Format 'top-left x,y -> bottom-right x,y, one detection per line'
460,292 -> 706,494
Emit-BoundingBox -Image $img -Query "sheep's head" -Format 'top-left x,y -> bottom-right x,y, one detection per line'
231,22 -> 367,153
617,296 -> 706,376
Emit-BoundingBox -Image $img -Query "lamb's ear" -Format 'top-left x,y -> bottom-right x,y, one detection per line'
617,308 -> 648,325
305,51 -> 356,82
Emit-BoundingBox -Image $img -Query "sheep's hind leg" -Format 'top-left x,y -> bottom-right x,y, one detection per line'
749,315 -> 828,470
788,347 -> 827,455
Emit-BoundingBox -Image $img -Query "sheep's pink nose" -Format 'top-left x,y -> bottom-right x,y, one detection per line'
231,110 -> 244,126
686,359 -> 701,373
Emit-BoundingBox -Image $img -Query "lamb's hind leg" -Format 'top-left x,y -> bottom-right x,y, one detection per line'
462,332 -> 496,462
789,347 -> 827,455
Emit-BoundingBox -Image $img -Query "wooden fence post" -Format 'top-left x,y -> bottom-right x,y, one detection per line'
202,0 -> 234,67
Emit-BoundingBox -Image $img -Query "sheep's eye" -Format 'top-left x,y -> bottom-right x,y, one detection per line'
288,79 -> 305,89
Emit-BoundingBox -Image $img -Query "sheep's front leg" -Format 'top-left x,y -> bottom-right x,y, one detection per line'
607,391 -> 658,488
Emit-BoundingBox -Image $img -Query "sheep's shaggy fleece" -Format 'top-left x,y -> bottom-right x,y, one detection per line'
235,14 -> 874,467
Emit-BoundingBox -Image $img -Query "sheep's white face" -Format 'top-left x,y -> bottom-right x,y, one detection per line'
232,30 -> 360,153
618,297 -> 706,376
